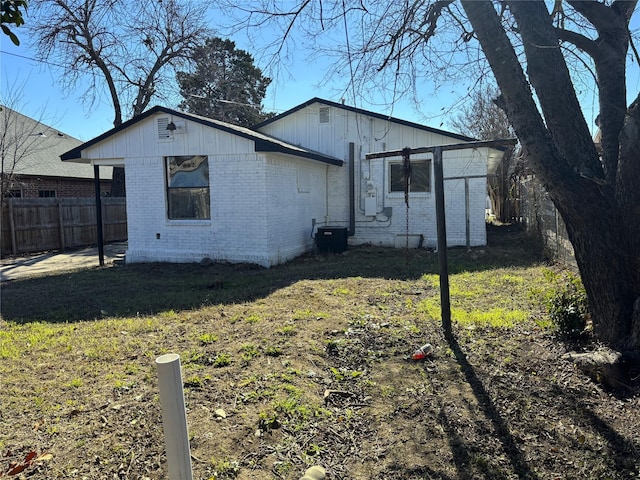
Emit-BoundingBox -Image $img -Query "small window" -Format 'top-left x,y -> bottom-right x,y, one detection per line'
7,189 -> 22,198
389,161 -> 431,193
38,190 -> 56,198
166,155 -> 210,220
319,107 -> 330,124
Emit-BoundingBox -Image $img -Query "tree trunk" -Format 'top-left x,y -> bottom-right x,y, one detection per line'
461,0 -> 640,351
553,178 -> 638,350
110,167 -> 126,197
109,111 -> 125,197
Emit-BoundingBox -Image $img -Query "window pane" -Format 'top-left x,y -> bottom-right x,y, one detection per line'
168,156 -> 208,187
166,155 -> 210,220
411,162 -> 430,192
168,188 -> 210,219
390,164 -> 405,192
390,161 -> 430,193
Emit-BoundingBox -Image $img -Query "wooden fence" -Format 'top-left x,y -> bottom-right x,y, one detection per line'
1,198 -> 127,256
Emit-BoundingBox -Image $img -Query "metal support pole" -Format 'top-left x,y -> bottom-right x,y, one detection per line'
93,165 -> 104,266
433,147 -> 452,335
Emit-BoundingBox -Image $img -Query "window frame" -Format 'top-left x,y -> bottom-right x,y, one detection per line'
165,155 -> 211,221
388,159 -> 432,194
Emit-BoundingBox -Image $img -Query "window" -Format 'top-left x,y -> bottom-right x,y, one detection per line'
389,160 -> 431,193
166,155 -> 210,220
7,189 -> 22,198
38,190 -> 56,198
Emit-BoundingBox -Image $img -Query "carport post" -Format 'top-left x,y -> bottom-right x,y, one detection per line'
433,147 -> 452,335
93,164 -> 104,266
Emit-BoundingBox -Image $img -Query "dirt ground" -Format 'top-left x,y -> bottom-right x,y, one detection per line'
1,228 -> 638,479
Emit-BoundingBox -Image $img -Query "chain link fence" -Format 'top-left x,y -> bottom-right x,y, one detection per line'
515,175 -> 577,269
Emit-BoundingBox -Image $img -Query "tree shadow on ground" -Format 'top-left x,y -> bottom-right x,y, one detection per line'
549,383 -> 639,473
443,327 -> 539,480
0,228 -> 544,324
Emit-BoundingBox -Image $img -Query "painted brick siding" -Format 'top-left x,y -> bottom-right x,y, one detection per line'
264,154 -> 329,265
258,103 -> 490,248
125,153 -> 272,265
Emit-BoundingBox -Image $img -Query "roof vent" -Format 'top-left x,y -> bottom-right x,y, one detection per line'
157,117 -> 173,139
319,107 -> 330,124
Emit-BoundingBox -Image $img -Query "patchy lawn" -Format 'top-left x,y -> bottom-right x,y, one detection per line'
1,228 -> 638,479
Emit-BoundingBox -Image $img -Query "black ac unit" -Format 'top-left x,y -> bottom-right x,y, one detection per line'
316,227 -> 348,253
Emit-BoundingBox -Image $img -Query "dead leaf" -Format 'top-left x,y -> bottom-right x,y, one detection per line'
23,452 -> 37,464
6,463 -> 28,475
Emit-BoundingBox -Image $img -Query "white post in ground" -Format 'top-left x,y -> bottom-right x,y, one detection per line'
155,353 -> 193,480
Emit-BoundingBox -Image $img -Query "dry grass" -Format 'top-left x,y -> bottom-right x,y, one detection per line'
1,228 -> 638,479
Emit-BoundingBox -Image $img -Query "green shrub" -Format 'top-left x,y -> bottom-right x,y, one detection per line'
546,274 -> 588,339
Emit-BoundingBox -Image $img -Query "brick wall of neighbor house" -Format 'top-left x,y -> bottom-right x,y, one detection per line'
12,176 -> 112,198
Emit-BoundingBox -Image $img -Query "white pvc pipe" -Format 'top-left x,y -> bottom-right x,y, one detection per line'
155,353 -> 193,480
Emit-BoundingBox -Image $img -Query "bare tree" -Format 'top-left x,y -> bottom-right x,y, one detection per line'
228,1 -> 640,353
29,0 -> 212,196
450,86 -> 517,222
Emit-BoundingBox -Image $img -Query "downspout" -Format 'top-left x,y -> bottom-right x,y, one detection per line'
348,142 -> 355,236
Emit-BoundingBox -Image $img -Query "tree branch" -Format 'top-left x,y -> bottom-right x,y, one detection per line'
566,0 -> 618,31
554,26 -> 598,57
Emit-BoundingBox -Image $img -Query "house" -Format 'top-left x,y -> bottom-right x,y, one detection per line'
255,98 -> 505,251
60,99 -> 505,267
0,106 -> 113,198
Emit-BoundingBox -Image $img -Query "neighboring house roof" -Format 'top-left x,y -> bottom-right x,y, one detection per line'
254,97 -> 477,143
61,106 -> 343,166
0,106 -> 112,179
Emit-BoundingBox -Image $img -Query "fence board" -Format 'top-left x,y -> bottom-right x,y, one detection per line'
1,198 -> 127,256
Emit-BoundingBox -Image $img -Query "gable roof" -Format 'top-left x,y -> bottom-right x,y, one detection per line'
1,106 -> 112,179
61,106 -> 343,166
254,97 -> 476,142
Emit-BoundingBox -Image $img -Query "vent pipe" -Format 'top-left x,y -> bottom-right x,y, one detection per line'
348,142 -> 355,236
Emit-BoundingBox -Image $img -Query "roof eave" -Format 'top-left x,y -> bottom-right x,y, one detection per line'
254,140 -> 343,166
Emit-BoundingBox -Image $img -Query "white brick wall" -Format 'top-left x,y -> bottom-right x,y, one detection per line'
124,151 -> 273,266
264,154 -> 329,265
124,150 -> 330,267
258,102 -> 493,250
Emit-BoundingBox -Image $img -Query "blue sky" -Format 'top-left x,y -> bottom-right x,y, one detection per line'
1,5 -> 638,142
1,5 -> 454,142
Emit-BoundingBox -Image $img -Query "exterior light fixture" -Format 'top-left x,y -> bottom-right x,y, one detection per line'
166,121 -> 177,131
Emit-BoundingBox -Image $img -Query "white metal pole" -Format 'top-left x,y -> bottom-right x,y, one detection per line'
155,353 -> 193,480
